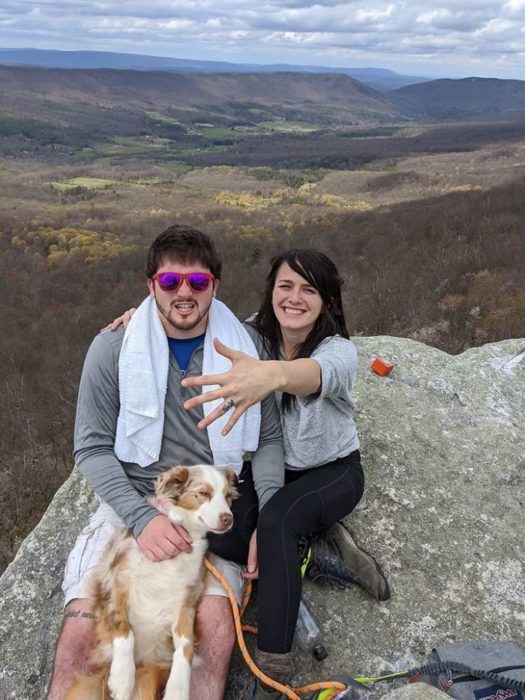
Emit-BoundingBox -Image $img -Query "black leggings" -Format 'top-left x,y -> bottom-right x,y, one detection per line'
256,451 -> 364,653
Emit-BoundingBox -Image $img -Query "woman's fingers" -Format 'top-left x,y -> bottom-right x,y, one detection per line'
219,407 -> 245,436
182,339 -> 271,426
182,373 -> 225,391
100,317 -> 123,332
195,400 -> 245,431
184,385 -> 230,410
101,308 -> 137,332
213,337 -> 240,359
196,408 -> 223,430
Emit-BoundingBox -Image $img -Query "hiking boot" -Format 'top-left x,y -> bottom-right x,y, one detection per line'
305,522 -> 390,601
243,676 -> 287,699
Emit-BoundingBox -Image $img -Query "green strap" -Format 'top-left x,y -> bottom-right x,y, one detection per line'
300,547 -> 312,578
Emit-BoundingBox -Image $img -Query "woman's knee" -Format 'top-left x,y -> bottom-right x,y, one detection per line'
258,494 -> 289,532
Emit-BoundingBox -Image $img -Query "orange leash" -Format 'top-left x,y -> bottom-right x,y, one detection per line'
204,557 -> 349,700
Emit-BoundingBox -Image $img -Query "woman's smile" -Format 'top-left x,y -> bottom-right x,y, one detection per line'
272,262 -> 324,343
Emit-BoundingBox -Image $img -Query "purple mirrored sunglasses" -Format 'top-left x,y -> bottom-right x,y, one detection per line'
152,271 -> 215,293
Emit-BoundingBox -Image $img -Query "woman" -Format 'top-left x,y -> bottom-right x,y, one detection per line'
181,249 -> 382,699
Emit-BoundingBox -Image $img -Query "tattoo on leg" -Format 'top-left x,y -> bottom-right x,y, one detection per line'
64,609 -> 94,620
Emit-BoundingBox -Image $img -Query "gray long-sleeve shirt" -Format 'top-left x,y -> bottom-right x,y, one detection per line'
280,335 -> 360,470
73,325 -> 284,537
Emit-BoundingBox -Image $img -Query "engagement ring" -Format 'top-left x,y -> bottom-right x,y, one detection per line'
222,399 -> 235,412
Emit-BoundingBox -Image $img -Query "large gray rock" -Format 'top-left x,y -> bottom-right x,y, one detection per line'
1,337 -> 524,700
379,684 -> 447,700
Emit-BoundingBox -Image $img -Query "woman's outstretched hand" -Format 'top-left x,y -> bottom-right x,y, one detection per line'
181,338 -> 281,435
101,308 -> 137,332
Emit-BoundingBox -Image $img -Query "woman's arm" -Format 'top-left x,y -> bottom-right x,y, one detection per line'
181,338 -> 321,434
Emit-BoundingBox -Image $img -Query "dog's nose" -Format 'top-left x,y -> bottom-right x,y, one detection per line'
220,512 -> 233,530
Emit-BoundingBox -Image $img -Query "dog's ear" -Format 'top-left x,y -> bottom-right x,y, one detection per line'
223,468 -> 239,500
156,466 -> 190,501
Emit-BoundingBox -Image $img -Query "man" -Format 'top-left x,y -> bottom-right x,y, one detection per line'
47,224 -> 283,699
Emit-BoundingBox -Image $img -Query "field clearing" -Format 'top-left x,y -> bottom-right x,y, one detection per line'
257,118 -> 318,133
50,177 -> 119,192
145,111 -> 184,125
192,126 -> 239,139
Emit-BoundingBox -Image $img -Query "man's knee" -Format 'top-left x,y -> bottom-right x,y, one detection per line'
196,596 -> 235,663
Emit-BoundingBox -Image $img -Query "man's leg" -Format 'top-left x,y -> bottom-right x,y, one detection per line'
48,503 -> 125,699
193,467 -> 255,698
190,595 -> 236,700
47,598 -> 95,700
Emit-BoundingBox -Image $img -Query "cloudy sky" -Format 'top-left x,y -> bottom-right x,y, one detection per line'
1,1 -> 524,80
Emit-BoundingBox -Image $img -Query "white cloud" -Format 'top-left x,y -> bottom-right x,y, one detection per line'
356,5 -> 395,23
0,1 -> 523,80
504,0 -> 525,12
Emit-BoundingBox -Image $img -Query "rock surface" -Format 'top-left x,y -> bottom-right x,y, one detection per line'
1,336 -> 524,700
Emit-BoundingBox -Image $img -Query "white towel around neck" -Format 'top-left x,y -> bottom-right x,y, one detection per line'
114,296 -> 261,472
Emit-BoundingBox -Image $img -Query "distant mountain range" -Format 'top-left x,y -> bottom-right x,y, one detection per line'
0,64 -> 408,132
0,47 -> 428,92
1,62 -> 524,145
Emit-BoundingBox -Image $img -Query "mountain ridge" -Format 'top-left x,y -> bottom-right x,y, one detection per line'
0,63 -> 408,129
0,46 -> 428,91
2,63 -> 525,128
395,77 -> 525,118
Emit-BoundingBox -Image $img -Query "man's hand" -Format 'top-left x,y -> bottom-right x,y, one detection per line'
136,514 -> 193,562
243,529 -> 259,580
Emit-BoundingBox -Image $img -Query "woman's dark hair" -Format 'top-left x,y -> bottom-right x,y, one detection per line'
146,224 -> 222,279
252,249 -> 349,410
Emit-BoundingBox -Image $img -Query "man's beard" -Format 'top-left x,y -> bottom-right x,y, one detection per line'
155,295 -> 211,334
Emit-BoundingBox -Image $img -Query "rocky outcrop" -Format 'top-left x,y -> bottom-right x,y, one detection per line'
1,337 -> 524,700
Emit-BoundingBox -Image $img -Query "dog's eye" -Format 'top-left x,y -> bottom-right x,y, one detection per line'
197,489 -> 212,500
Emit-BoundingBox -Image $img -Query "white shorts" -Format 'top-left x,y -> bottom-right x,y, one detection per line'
62,502 -> 246,607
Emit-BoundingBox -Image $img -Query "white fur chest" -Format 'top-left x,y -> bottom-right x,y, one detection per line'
121,537 -> 208,665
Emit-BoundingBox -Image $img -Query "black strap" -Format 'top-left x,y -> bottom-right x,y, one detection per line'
406,661 -> 525,692
452,666 -> 525,686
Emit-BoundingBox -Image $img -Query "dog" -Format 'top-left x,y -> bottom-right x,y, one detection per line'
65,464 -> 238,700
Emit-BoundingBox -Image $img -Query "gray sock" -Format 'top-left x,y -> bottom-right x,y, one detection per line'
255,648 -> 294,685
